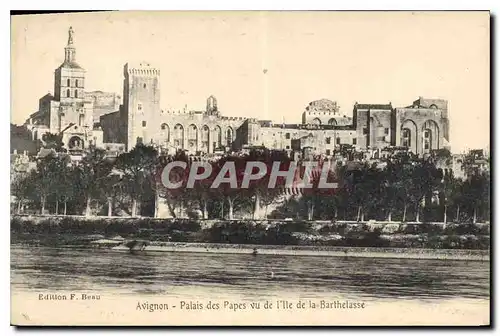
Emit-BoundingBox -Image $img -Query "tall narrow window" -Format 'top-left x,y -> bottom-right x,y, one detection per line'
75,90 -> 78,98
226,128 -> 233,147
423,129 -> 432,151
67,79 -> 71,87
142,120 -> 147,127
352,138 -> 357,145
161,124 -> 170,142
66,89 -> 70,97
78,114 -> 84,126
75,79 -> 79,87
402,128 -> 411,148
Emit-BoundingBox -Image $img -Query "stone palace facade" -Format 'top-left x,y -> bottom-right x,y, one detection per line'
24,28 -> 451,158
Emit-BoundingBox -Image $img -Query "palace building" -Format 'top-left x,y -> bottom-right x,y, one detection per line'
100,58 -> 450,157
24,27 -> 451,158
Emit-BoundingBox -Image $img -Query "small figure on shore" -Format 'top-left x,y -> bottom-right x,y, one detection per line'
252,248 -> 258,256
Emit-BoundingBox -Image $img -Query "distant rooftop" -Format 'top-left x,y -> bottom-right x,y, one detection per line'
355,103 -> 392,110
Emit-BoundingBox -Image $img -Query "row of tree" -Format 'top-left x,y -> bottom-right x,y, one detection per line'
11,144 -> 490,223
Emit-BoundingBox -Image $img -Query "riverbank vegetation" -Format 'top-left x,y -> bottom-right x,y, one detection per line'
11,216 -> 490,250
11,145 -> 490,224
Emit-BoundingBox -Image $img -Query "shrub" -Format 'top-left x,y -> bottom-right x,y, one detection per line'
318,223 -> 347,235
419,223 -> 443,236
10,217 -> 24,233
284,220 -> 312,233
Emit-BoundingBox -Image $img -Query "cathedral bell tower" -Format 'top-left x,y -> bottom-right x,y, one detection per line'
49,27 -> 93,135
54,26 -> 85,103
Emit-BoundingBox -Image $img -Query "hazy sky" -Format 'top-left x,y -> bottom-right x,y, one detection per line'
11,11 -> 489,152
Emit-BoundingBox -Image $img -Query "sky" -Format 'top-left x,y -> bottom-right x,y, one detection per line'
11,11 -> 490,153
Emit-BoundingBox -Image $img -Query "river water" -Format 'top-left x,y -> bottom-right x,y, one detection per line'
10,245 -> 490,325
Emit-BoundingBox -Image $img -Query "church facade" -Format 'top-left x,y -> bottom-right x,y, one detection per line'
24,27 -> 117,154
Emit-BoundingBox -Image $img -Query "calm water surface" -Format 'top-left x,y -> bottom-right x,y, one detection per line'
11,245 -> 490,302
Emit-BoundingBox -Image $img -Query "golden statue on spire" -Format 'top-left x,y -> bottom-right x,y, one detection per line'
68,26 -> 74,45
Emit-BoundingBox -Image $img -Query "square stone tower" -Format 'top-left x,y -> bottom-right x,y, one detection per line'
53,27 -> 86,103
122,62 -> 161,150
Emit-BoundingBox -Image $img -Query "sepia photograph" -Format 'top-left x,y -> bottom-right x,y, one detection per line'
9,10 -> 490,326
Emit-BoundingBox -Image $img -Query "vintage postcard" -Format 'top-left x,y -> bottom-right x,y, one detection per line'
10,11 -> 490,326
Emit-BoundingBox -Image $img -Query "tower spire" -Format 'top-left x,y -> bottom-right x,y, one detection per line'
64,26 -> 76,63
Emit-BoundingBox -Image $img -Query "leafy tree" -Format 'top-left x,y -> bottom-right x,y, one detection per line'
410,159 -> 439,222
41,132 -> 67,153
157,150 -> 191,218
101,172 -> 124,217
115,144 -> 158,217
344,163 -> 376,222
48,155 -> 73,215
11,172 -> 33,214
210,155 -> 245,220
32,154 -> 62,214
462,172 -> 490,223
390,159 -> 416,222
245,149 -> 293,219
75,148 -> 112,217
298,158 -> 341,221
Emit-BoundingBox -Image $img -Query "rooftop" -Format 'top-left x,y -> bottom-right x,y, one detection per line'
59,60 -> 84,70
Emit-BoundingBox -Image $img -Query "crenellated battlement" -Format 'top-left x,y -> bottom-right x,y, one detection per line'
124,62 -> 160,77
220,116 -> 247,121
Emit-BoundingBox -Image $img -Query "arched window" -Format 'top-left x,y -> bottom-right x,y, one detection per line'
422,120 -> 440,152
174,124 -> 184,148
66,89 -> 71,97
188,124 -> 198,149
423,129 -> 432,151
76,79 -> 79,87
226,127 -> 233,146
160,123 -> 170,142
201,125 -> 210,151
69,136 -> 84,150
75,90 -> 78,98
311,118 -> 322,125
143,83 -> 147,89
402,128 -> 411,148
215,126 -> 222,147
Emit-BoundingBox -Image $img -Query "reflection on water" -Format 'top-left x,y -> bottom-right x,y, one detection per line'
11,245 -> 490,301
